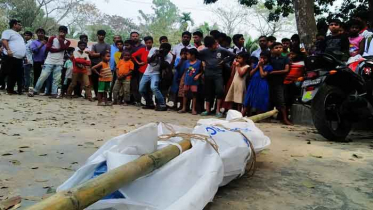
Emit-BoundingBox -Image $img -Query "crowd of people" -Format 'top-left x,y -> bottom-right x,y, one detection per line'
0,13 -> 372,125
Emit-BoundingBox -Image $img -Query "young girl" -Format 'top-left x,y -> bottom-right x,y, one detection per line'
91,51 -> 112,106
348,19 -> 365,57
170,48 -> 188,110
178,48 -> 202,115
224,52 -> 250,111
242,51 -> 273,116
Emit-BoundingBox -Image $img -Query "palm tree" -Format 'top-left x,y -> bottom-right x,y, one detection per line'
179,12 -> 194,31
245,35 -> 259,54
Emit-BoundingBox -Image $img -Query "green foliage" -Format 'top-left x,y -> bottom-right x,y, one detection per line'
244,35 -> 258,54
180,12 -> 194,31
86,24 -> 115,43
0,0 -> 79,35
0,0 -> 197,46
138,0 -> 184,45
194,22 -> 219,37
205,0 -> 370,22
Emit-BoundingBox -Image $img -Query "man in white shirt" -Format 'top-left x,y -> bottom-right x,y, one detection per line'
251,36 -> 268,59
172,31 -> 196,59
31,26 -> 71,98
1,19 -> 26,94
139,43 -> 173,111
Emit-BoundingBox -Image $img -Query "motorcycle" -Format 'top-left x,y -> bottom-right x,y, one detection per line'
299,53 -> 373,141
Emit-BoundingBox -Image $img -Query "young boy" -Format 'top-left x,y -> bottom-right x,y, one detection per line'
123,40 -> 133,54
62,47 -> 74,96
113,51 -> 134,105
268,42 -> 292,125
267,36 -> 277,48
30,26 -> 71,98
322,19 -> 350,61
281,38 -> 291,57
91,51 -> 112,106
24,31 -> 34,91
66,41 -> 92,101
199,36 -> 235,118
114,40 -> 124,66
159,36 -> 168,44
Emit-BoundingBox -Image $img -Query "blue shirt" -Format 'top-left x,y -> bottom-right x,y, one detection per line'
110,44 -> 119,71
184,60 -> 202,86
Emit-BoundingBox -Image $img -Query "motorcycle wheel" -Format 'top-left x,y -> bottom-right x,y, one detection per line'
311,85 -> 352,141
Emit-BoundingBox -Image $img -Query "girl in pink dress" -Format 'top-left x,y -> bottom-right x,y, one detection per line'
348,19 -> 365,57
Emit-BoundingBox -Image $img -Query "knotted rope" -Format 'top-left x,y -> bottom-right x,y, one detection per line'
213,123 -> 257,177
158,123 -> 219,153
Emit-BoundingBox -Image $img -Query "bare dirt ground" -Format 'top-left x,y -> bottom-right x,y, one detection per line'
0,94 -> 373,210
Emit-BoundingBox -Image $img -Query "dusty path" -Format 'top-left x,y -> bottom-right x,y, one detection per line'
0,94 -> 372,210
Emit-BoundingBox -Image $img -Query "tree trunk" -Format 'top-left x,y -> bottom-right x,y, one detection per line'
293,0 -> 317,49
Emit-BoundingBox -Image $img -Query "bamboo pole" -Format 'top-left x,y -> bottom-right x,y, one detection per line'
248,110 -> 278,122
26,140 -> 192,210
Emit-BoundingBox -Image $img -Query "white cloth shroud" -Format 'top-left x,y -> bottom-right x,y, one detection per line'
58,110 -> 271,210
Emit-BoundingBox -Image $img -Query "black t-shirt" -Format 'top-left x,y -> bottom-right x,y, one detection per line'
199,47 -> 235,77
91,42 -> 110,65
323,34 -> 350,61
268,55 -> 290,85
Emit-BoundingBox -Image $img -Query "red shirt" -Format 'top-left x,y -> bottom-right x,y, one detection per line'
132,47 -> 151,73
72,50 -> 91,74
284,61 -> 305,84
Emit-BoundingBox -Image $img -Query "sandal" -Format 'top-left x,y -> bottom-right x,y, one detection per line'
215,112 -> 224,118
178,110 -> 186,114
200,111 -> 211,116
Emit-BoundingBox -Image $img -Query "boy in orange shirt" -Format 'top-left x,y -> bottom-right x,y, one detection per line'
113,51 -> 134,105
92,51 -> 112,106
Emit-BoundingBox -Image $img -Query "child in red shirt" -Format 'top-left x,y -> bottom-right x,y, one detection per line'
66,41 -> 92,101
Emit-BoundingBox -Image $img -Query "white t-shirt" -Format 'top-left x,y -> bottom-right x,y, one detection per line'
360,29 -> 373,39
251,48 -> 262,59
363,35 -> 373,56
172,43 -> 195,59
144,47 -> 173,75
229,46 -> 247,54
44,37 -> 68,65
1,29 -> 26,59
25,39 -> 33,64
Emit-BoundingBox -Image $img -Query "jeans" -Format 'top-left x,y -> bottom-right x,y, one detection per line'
34,64 -> 62,95
45,74 -> 53,94
139,74 -> 165,107
33,61 -> 43,87
24,64 -> 33,89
